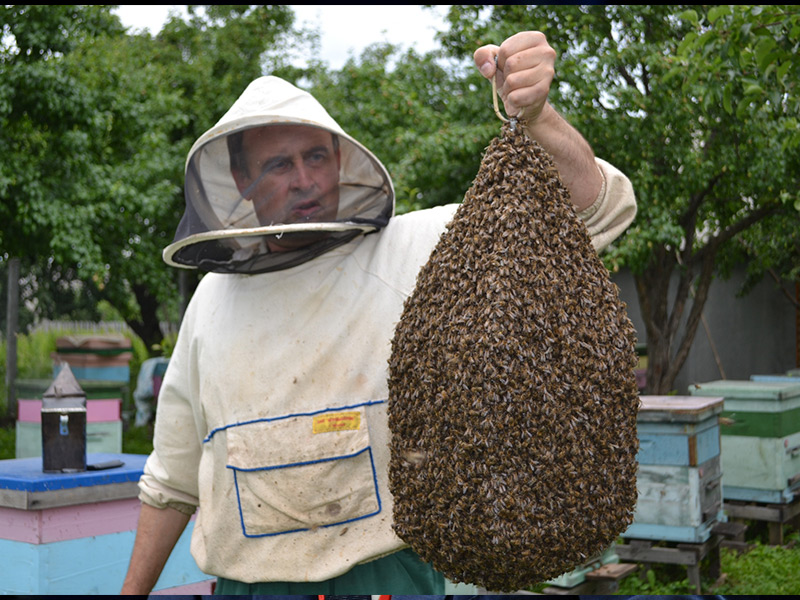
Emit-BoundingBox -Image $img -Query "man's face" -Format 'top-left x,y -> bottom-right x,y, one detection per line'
233,124 -> 341,228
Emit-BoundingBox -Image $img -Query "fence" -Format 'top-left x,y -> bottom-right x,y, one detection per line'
30,319 -> 133,335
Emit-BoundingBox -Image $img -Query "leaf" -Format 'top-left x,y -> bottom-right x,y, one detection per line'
661,65 -> 686,85
708,5 -> 732,24
722,83 -> 733,114
744,83 -> 763,97
754,37 -> 777,72
678,9 -> 699,26
676,31 -> 698,57
735,97 -> 752,120
777,61 -> 792,83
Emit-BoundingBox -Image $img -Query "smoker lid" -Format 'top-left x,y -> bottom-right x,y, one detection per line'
42,364 -> 86,410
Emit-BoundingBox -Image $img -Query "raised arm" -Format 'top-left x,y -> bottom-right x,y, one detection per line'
474,31 -> 603,212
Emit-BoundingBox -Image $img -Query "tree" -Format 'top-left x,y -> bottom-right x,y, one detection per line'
676,5 -> 800,307
304,42 -> 499,214
1,5 -> 125,269
1,4 -> 124,415
1,5 -> 296,351
438,5 -> 800,393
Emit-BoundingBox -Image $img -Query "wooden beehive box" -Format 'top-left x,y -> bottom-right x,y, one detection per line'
691,379 -> 800,503
623,395 -> 725,543
52,335 -> 133,383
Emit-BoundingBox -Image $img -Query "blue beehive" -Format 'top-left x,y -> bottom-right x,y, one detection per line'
624,395 -> 725,543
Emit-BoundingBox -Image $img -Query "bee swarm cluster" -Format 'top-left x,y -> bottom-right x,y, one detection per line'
388,122 -> 640,592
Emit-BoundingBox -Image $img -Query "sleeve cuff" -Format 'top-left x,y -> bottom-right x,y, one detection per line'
578,158 -> 637,252
577,162 -> 607,222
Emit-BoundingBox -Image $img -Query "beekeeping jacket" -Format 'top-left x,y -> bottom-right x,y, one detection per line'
141,76 -> 637,583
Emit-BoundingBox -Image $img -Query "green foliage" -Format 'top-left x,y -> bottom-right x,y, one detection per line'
674,4 -> 800,287
305,43 -> 498,213
612,535 -> 800,595
617,565 -> 696,595
152,331 -> 178,359
676,6 -> 800,123
122,423 -> 155,456
15,329 -> 60,378
0,426 -> 14,459
0,5 -> 124,60
439,5 -> 800,393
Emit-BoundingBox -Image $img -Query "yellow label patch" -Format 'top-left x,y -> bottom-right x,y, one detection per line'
313,411 -> 361,434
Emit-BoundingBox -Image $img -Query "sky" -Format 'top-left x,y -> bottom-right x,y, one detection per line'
113,5 -> 449,70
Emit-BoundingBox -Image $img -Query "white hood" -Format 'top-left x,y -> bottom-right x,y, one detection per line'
164,76 -> 395,273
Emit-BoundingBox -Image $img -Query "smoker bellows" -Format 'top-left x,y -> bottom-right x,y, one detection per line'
388,122 -> 640,591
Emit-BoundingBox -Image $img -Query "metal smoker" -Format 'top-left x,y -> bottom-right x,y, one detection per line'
41,363 -> 87,473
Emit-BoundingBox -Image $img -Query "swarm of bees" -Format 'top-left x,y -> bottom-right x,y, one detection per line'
387,121 -> 640,592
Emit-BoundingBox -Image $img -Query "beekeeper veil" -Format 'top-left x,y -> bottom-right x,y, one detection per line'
163,76 -> 394,273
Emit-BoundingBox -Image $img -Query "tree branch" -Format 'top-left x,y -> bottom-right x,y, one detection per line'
615,64 -> 639,89
667,249 -> 717,387
694,200 -> 784,264
679,172 -> 725,234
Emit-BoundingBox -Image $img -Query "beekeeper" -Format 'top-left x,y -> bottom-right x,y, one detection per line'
121,31 -> 636,595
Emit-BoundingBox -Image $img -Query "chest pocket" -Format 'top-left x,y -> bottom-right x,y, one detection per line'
225,405 -> 382,537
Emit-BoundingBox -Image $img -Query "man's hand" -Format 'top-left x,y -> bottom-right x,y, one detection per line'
473,31 -> 556,124
473,31 -> 602,212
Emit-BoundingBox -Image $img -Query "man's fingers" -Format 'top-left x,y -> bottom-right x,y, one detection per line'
473,44 -> 500,79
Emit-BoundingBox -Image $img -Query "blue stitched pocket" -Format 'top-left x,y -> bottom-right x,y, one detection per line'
225,405 -> 381,537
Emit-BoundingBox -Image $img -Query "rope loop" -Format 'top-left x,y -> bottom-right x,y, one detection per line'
492,55 -> 518,131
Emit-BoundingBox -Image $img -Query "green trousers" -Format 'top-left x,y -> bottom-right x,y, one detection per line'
214,548 -> 445,595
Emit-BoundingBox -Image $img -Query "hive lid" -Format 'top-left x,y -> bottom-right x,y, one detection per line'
55,334 -> 132,354
638,395 -> 724,423
690,379 -> 800,401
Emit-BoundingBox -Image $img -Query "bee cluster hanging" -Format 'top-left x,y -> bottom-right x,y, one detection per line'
387,120 -> 641,592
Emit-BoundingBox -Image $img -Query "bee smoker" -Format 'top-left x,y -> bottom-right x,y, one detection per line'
41,363 -> 87,473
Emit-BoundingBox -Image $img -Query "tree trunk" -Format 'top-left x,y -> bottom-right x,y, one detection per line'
5,257 -> 20,420
129,284 -> 163,355
634,247 -> 674,394
635,248 -> 719,395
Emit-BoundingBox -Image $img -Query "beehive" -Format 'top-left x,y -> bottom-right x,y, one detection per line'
388,121 -> 640,591
625,395 -> 725,543
691,379 -> 800,503
52,335 -> 133,383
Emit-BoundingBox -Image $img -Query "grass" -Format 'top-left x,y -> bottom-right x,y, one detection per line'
121,423 -> 155,455
611,528 -> 800,595
715,536 -> 800,594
